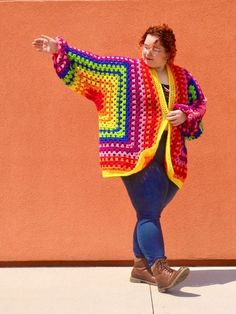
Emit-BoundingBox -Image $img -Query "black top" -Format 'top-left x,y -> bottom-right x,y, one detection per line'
161,83 -> 169,104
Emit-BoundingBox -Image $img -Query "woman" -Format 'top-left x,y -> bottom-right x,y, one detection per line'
32,24 -> 206,293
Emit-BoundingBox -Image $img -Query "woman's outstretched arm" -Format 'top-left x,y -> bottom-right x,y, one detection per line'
32,35 -> 132,112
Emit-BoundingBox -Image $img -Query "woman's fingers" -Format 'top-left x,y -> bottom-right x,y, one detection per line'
40,34 -> 55,42
168,120 -> 179,126
32,35 -> 51,46
32,36 -> 52,53
166,109 -> 187,126
32,37 -> 44,43
40,34 -> 50,40
166,111 -> 179,126
166,116 -> 177,121
32,38 -> 44,49
33,35 -> 57,53
166,111 -> 177,117
32,42 -> 43,47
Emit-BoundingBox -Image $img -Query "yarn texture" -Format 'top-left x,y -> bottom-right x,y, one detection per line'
52,36 -> 207,188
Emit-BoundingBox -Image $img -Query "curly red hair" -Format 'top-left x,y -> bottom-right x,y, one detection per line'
139,24 -> 177,64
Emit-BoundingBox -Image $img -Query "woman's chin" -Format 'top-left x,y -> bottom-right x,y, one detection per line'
143,58 -> 156,68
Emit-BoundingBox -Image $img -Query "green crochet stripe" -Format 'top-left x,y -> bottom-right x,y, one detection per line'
188,84 -> 198,103
64,51 -> 128,139
67,51 -> 127,74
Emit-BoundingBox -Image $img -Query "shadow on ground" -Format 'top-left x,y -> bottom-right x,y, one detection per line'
150,269 -> 236,297
182,269 -> 236,287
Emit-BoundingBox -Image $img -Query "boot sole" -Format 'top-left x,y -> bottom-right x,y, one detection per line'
130,276 -> 157,286
158,267 -> 190,293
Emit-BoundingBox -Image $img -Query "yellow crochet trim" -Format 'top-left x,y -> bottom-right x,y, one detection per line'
151,66 -> 183,188
165,123 -> 183,188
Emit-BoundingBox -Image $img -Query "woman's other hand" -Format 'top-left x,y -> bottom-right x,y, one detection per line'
166,110 -> 187,126
32,35 -> 58,54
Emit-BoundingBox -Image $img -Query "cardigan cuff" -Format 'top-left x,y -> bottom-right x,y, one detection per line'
173,103 -> 203,140
51,36 -> 70,78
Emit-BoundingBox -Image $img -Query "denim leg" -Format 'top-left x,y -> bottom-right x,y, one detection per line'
132,222 -> 144,257
130,176 -> 179,261
122,131 -> 180,266
122,161 -> 170,266
162,172 -> 179,209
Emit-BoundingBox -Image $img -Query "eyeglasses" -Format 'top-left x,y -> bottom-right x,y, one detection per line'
142,44 -> 164,54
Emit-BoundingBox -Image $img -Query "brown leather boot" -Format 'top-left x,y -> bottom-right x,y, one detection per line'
151,257 -> 190,292
130,257 -> 157,286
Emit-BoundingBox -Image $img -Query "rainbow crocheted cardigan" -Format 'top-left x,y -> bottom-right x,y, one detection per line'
52,36 -> 207,188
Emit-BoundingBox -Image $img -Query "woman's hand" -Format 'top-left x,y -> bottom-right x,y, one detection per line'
32,35 -> 58,54
166,110 -> 187,126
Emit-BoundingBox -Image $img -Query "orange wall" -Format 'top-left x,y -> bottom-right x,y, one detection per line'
0,0 -> 235,263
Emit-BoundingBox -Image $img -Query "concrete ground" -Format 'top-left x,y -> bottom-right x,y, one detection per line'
0,266 -> 235,314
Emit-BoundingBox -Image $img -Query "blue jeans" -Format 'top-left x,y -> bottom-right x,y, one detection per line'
122,131 -> 179,267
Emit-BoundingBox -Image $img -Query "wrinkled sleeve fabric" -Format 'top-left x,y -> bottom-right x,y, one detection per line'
174,71 -> 207,141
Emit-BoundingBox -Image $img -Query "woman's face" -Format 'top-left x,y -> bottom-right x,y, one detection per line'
141,34 -> 169,69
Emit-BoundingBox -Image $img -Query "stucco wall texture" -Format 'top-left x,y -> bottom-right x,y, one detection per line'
0,0 -> 235,264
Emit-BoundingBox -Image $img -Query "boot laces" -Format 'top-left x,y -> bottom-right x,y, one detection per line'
157,259 -> 174,274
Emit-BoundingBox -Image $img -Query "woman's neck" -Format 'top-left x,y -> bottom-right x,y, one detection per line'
156,64 -> 169,85
156,63 -> 167,73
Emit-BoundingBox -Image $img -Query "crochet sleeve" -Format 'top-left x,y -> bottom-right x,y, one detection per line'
51,36 -> 129,111
174,72 -> 207,141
